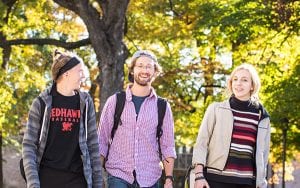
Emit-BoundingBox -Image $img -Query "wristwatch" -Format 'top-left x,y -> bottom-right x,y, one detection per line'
165,175 -> 174,182
193,163 -> 204,168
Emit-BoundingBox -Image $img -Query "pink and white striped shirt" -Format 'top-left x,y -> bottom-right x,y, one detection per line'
98,86 -> 176,187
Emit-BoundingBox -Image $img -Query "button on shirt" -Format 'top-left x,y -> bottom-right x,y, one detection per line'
98,86 -> 176,187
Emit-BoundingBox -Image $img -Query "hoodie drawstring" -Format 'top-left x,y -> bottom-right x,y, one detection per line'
85,101 -> 88,140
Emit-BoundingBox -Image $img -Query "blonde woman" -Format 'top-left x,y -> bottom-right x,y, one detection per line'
192,64 -> 271,188
22,50 -> 102,188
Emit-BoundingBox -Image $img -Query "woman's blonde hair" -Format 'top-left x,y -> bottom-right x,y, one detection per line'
227,63 -> 261,105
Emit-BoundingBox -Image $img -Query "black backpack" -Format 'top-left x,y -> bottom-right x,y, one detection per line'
105,91 -> 167,165
20,96 -> 45,182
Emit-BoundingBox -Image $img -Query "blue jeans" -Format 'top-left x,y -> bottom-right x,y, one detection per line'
108,174 -> 160,188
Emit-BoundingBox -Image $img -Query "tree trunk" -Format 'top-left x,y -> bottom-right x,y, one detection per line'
98,47 -> 128,111
54,0 -> 130,111
0,131 -> 2,187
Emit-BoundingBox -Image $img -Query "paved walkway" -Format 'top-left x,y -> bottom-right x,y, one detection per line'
2,146 -> 299,188
3,146 -> 25,188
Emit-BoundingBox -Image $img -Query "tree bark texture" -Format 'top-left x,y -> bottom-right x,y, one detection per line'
54,0 -> 130,112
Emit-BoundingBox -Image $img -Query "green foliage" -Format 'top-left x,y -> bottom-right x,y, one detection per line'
262,57 -> 300,161
0,46 -> 48,144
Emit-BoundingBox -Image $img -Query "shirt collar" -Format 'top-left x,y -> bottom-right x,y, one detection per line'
125,84 -> 157,101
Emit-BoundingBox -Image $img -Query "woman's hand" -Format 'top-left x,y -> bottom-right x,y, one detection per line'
194,178 -> 209,188
193,164 -> 209,188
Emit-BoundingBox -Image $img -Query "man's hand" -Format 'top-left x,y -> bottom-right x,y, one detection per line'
163,157 -> 175,188
164,178 -> 173,188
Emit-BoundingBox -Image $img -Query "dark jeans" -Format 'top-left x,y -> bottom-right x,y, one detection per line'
108,174 -> 160,188
207,179 -> 256,188
39,165 -> 87,188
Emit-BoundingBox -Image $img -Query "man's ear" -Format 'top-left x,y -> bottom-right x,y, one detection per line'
128,71 -> 134,82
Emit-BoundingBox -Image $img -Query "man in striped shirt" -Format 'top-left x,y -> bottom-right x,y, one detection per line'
98,50 -> 176,188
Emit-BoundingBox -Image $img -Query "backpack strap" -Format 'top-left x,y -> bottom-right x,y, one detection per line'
105,91 -> 126,164
111,91 -> 126,141
156,97 -> 167,161
184,165 -> 195,188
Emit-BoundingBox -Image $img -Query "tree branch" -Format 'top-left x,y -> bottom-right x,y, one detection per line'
53,0 -> 79,14
0,38 -> 91,49
55,0 -> 102,26
1,44 -> 11,70
2,0 -> 17,23
194,85 -> 223,101
168,0 -> 180,17
102,0 -> 129,34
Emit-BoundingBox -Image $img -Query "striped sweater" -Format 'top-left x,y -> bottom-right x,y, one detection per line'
206,96 -> 260,185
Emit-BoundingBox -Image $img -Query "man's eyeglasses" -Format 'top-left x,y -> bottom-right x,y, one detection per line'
135,64 -> 154,70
